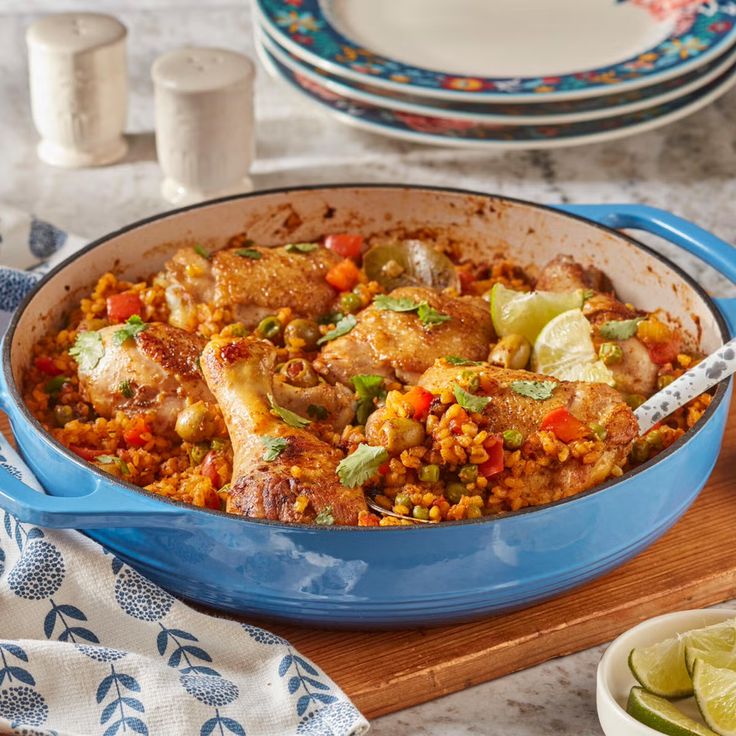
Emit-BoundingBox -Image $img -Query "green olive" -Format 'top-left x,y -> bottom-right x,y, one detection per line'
489,334 -> 531,370
362,240 -> 460,291
256,315 -> 282,342
365,415 -> 425,456
412,506 -> 430,521
175,401 -> 213,443
279,358 -> 320,388
283,318 -> 321,351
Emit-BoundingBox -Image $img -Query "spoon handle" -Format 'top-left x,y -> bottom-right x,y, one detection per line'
634,338 -> 736,435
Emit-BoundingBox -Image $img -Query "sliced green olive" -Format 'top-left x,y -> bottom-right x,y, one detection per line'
363,240 -> 460,291
279,358 -> 320,388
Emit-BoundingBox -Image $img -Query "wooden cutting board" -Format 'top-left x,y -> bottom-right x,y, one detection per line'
3,403 -> 736,719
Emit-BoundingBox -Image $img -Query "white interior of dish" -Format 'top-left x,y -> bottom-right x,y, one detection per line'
8,187 -> 724,389
322,0 -> 674,78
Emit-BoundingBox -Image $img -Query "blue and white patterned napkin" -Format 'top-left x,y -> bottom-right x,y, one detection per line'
0,205 -> 369,736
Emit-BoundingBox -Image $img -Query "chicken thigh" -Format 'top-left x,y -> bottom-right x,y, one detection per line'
200,336 -> 367,524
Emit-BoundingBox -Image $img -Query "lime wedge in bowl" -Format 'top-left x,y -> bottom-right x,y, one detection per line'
694,659 -> 736,736
629,619 -> 736,698
490,283 -> 584,344
531,308 -> 615,385
687,645 -> 736,677
627,686 -> 717,736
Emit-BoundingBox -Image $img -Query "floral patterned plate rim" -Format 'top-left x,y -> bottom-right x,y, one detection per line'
256,38 -> 736,149
259,20 -> 736,124
255,0 -> 736,102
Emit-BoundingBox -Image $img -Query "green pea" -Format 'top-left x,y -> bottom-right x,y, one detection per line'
599,342 -> 624,366
189,442 -> 209,465
446,481 -> 466,504
657,374 -> 675,390
502,429 -> 523,449
625,393 -> 646,410
459,464 -> 478,483
230,323 -> 249,337
631,440 -> 650,464
419,464 -> 440,483
645,429 -> 663,450
210,437 -> 227,451
339,292 -> 362,314
412,506 -> 430,521
394,492 -> 412,509
589,423 -> 608,441
53,404 -> 74,427
256,316 -> 282,342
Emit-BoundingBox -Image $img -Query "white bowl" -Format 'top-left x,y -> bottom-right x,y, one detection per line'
597,607 -> 736,736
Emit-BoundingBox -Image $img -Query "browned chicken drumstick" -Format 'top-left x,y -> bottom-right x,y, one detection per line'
317,286 -> 494,385
200,336 -> 367,524
162,243 -> 342,331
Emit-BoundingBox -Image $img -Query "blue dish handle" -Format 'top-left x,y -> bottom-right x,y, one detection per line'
557,203 -> 736,335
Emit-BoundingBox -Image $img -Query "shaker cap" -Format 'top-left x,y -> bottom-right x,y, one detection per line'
26,12 -> 127,54
151,47 -> 255,94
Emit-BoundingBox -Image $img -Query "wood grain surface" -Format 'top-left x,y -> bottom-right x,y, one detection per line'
2,403 -> 735,719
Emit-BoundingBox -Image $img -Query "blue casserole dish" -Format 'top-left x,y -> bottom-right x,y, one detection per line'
0,186 -> 734,628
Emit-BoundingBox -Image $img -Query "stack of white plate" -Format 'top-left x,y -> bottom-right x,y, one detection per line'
253,0 -> 736,149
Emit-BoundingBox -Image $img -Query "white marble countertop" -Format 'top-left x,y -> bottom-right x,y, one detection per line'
2,2 -> 735,734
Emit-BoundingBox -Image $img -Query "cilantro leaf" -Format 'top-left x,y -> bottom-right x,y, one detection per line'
119,379 -> 134,399
509,380 -> 557,401
235,248 -> 261,259
445,356 -> 482,366
417,302 -> 451,326
97,455 -> 130,475
315,505 -> 335,526
113,315 -> 147,346
598,318 -> 643,340
69,331 -> 104,371
373,295 -> 420,312
336,443 -> 389,488
352,374 -> 386,424
194,244 -> 211,260
307,404 -> 329,420
268,394 -> 311,429
261,436 -> 288,462
317,314 -> 357,345
453,384 -> 491,413
285,242 -> 319,253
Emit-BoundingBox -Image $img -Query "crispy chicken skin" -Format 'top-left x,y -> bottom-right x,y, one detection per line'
317,287 -> 494,385
420,359 -> 638,500
200,336 -> 366,524
76,322 -> 213,435
536,255 -> 658,396
162,244 -> 342,330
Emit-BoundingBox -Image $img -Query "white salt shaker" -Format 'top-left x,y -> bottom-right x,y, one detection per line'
26,13 -> 128,168
152,47 -> 255,205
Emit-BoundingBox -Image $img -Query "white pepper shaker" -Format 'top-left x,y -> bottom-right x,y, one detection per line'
26,13 -> 128,168
151,47 -> 255,205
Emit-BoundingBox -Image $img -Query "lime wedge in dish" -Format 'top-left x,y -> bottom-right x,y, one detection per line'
693,659 -> 736,736
629,619 -> 736,698
687,646 -> 736,677
531,308 -> 615,385
627,686 -> 717,736
490,283 -> 584,344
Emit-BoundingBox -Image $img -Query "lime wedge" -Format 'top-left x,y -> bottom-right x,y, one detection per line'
694,659 -> 736,735
490,283 -> 584,344
687,646 -> 736,677
627,686 -> 717,736
531,308 -> 615,386
629,620 -> 736,698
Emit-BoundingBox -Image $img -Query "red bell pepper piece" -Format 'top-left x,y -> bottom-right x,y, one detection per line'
478,435 -> 504,477
325,259 -> 361,292
69,445 -> 106,461
201,450 -> 222,489
325,233 -> 363,260
34,356 -> 63,376
404,386 -> 434,421
540,407 -> 590,443
122,417 -> 150,448
106,292 -> 143,324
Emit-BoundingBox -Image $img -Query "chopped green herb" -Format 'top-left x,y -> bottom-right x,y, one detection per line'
352,374 -> 386,424
97,455 -> 130,475
307,404 -> 329,420
113,315 -> 147,346
315,505 -> 335,526
598,317 -> 643,341
336,443 -> 389,488
509,380 -> 557,401
317,314 -> 357,345
445,356 -> 482,366
69,331 -> 104,371
44,375 -> 69,394
285,242 -> 319,253
235,248 -> 261,259
582,289 -> 596,303
119,379 -> 134,399
453,384 -> 491,413
261,436 -> 288,462
373,295 -> 420,312
268,394 -> 311,429
194,244 -> 211,260
417,302 -> 451,326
